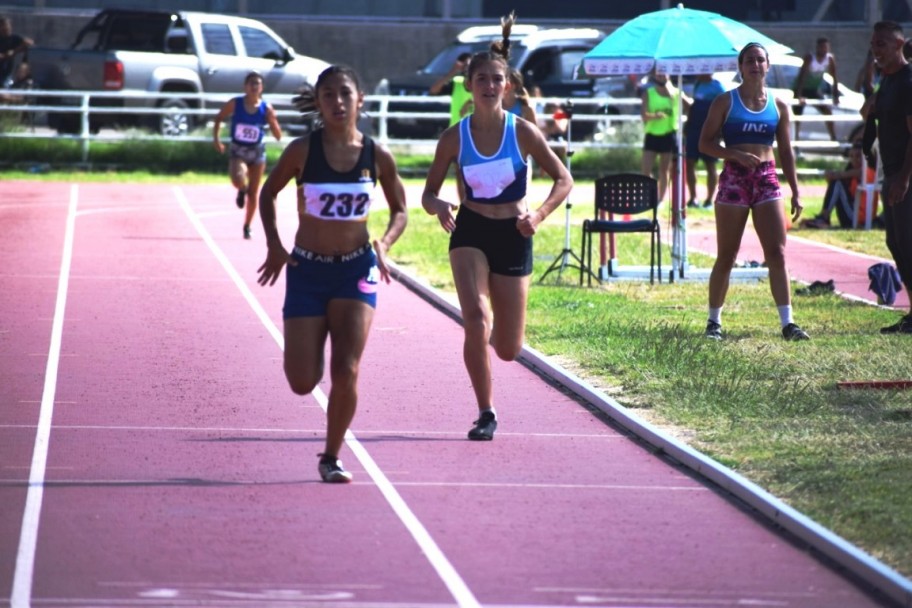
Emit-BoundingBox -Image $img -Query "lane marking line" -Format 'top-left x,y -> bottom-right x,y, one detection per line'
0,478 -> 703,492
174,186 -> 481,608
11,184 -> 79,608
0,423 -> 623,440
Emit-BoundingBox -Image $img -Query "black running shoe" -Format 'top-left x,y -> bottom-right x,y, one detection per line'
702,199 -> 713,209
468,410 -> 497,441
318,454 -> 352,483
236,188 -> 246,209
880,315 -> 912,334
782,323 -> 810,341
243,224 -> 251,239
704,320 -> 722,340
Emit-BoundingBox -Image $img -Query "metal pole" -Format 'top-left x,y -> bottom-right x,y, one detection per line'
80,94 -> 90,164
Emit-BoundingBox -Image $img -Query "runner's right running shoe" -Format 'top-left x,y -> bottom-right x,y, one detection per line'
782,323 -> 810,341
318,454 -> 353,483
704,320 -> 722,340
236,188 -> 246,209
468,410 -> 497,441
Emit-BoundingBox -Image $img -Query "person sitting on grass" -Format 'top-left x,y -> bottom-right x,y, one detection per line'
801,141 -> 879,229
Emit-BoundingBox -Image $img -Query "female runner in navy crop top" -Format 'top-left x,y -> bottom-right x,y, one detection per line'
256,65 -> 408,483
421,11 -> 573,441
699,42 -> 810,342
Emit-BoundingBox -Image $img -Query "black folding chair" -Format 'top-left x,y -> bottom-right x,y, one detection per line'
580,173 -> 661,285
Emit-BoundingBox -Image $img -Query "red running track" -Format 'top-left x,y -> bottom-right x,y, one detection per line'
0,181 -> 899,607
687,227 -> 910,311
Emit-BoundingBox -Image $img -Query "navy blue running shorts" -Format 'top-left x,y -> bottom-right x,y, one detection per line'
283,243 -> 378,318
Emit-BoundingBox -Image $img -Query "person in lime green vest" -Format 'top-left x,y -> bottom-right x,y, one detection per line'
430,52 -> 474,126
640,70 -> 687,202
430,52 -> 474,200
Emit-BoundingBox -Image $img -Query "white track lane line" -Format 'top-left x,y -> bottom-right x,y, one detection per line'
174,187 -> 481,608
11,184 -> 79,608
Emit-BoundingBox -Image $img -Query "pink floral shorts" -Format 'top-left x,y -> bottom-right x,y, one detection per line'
716,160 -> 782,208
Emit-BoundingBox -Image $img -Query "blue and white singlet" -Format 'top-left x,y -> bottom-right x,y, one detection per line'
230,97 -> 267,146
458,112 -> 528,204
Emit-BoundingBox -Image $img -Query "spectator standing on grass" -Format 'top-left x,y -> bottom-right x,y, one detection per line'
699,42 -> 809,342
868,22 -> 912,334
792,36 -> 840,142
256,65 -> 408,482
421,11 -> 572,441
641,70 -> 687,202
430,52 -> 474,203
0,16 -> 32,87
212,71 -> 282,240
430,52 -> 474,126
685,73 -> 725,209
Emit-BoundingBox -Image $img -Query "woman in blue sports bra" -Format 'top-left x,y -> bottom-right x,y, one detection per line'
698,42 -> 810,342
421,12 -> 573,442
256,65 -> 408,483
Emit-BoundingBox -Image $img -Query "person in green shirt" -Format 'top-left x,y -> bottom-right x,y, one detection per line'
641,70 -> 688,202
430,52 -> 474,126
430,52 -> 474,200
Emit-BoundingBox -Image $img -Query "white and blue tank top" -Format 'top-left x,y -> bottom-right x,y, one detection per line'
721,89 -> 779,148
458,112 -> 528,204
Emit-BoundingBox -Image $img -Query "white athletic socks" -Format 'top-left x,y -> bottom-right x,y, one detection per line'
708,305 -> 794,328
777,305 -> 794,327
708,307 -> 723,324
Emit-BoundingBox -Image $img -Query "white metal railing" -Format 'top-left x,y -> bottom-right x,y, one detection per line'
0,89 -> 861,160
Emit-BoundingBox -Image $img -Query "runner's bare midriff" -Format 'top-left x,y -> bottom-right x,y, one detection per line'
462,198 -> 527,219
729,143 -> 777,163
295,213 -> 370,256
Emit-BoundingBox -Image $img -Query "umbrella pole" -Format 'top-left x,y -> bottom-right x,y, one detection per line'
671,73 -> 688,282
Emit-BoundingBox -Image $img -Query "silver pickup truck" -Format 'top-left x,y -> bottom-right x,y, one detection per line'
29,9 -> 329,135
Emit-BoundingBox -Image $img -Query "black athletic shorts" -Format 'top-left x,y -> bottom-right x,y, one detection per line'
643,132 -> 677,154
449,205 -> 533,277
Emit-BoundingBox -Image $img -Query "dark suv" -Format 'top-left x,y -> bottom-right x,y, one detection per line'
374,24 -> 607,140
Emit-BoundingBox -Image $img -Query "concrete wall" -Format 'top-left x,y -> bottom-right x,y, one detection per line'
10,11 -> 878,95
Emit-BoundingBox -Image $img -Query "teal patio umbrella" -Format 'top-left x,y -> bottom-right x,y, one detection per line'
582,4 -> 792,279
582,4 -> 792,77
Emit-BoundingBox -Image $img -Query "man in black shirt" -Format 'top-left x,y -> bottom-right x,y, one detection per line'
870,21 -> 912,333
0,16 -> 33,86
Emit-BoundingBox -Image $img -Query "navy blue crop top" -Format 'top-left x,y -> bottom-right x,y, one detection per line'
721,90 -> 779,147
